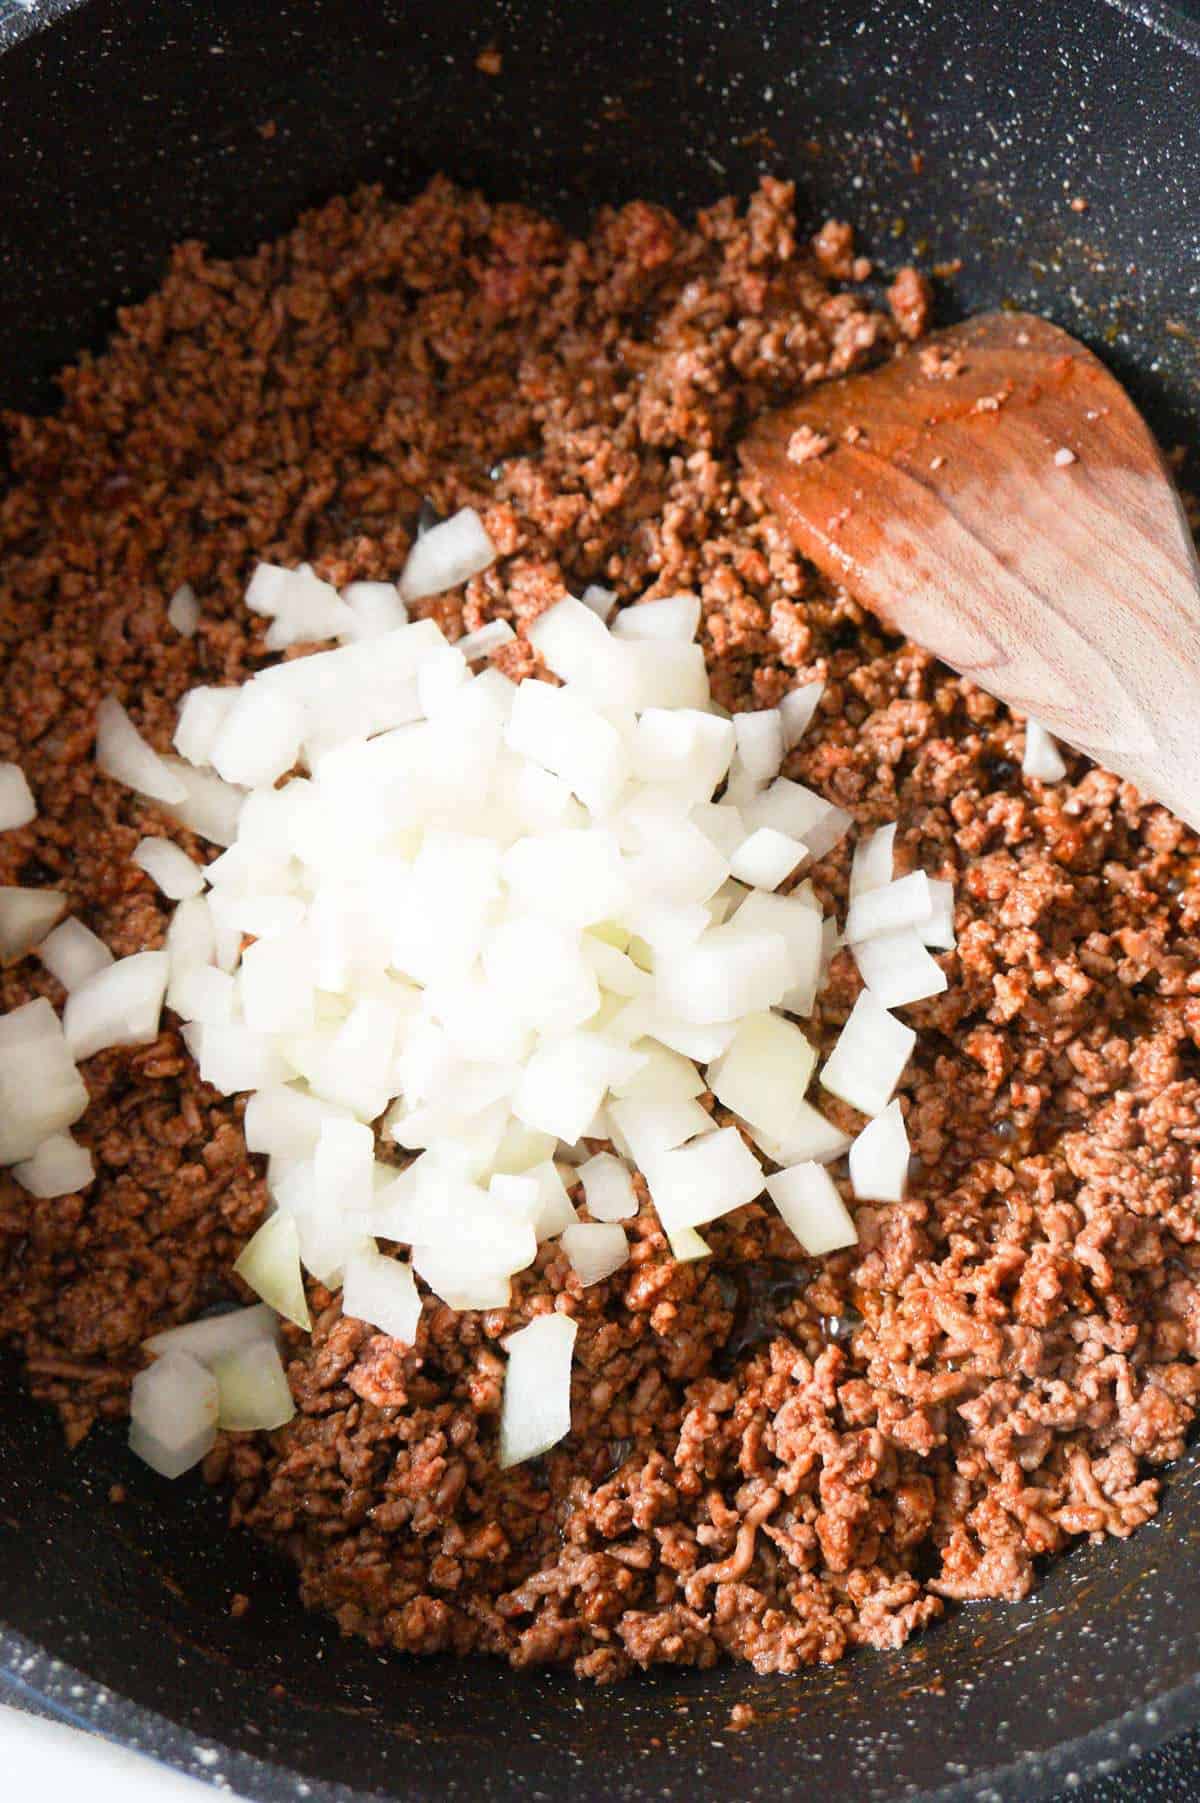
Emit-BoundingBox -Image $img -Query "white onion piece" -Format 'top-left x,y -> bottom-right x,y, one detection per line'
505,679 -> 629,816
45,927 -> 130,1020
609,1042 -> 703,1104
742,779 -> 849,865
920,878 -> 957,951
645,1125 -> 764,1232
820,990 -> 915,1118
611,594 -> 701,642
729,826 -> 807,891
579,1151 -> 639,1221
342,1242 -> 423,1344
314,1117 -> 375,1219
412,1206 -> 536,1311
750,1100 -> 854,1167
580,584 -> 617,622
0,999 -> 88,1163
849,822 -> 896,900
654,923 -> 792,1024
165,894 -> 215,977
456,619 -> 516,661
12,1131 -> 94,1197
853,928 -> 948,1009
212,1338 -> 295,1431
399,507 -> 497,602
779,680 -> 825,748
514,1032 -> 643,1145
209,685 -> 303,788
167,963 -> 236,1025
260,567 -> 357,650
0,886 -> 67,961
844,871 -> 933,945
848,1099 -> 910,1203
632,709 -> 734,802
562,1221 -> 628,1286
145,1302 -> 277,1365
96,697 -> 187,804
766,1161 -> 858,1255
339,580 -> 409,640
666,1224 -> 712,1262
502,828 -> 630,928
1023,719 -> 1067,782
173,687 -> 239,768
733,890 -> 823,1017
492,1121 -> 558,1176
133,837 -> 206,900
708,1012 -> 817,1142
167,583 -> 200,636
608,1097 -> 714,1169
234,1211 -> 311,1330
186,1020 -> 292,1095
64,950 -> 169,1060
160,759 -> 245,846
128,1351 -> 219,1479
730,709 -> 784,792
0,763 -> 36,829
498,1312 -> 577,1469
690,801 -> 746,858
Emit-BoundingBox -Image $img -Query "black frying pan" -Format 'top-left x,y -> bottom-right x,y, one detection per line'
2,2 -> 1200,1798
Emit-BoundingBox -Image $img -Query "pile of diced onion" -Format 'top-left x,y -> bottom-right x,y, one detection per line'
0,507 -> 974,1479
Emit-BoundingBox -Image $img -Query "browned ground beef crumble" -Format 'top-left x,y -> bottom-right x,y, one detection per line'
2,175 -> 1200,1683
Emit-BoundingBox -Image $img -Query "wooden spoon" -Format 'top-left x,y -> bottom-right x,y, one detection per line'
740,311 -> 1200,831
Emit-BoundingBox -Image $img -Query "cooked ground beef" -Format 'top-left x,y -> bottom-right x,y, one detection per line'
2,175 -> 1199,1684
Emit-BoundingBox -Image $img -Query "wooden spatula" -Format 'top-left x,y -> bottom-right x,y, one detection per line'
740,311 -> 1200,831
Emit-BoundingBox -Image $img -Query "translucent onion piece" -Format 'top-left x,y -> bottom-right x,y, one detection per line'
128,1351 -> 219,1479
0,886 -> 68,962
766,1161 -> 858,1256
233,1211 -> 312,1330
498,1312 -> 577,1469
848,1099 -> 910,1203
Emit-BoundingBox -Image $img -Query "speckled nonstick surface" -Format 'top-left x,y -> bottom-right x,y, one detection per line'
1,2 -> 1199,1799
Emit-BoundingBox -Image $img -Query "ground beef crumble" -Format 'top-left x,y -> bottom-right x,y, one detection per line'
2,175 -> 1200,1683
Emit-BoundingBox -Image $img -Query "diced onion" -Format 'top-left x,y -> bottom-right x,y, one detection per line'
708,1012 -> 817,1143
750,1099 -> 854,1167
95,696 -> 187,804
498,1312 -> 577,1469
610,594 -> 701,642
779,680 -> 825,748
0,763 -> 36,830
342,1241 -> 424,1344
853,929 -> 948,1009
456,619 -> 516,661
844,871 -> 933,945
212,1338 -> 296,1431
234,1211 -> 312,1330
920,878 -> 957,951
63,950 -> 169,1061
144,1302 -> 278,1364
561,1220 -> 628,1285
1023,719 -> 1067,782
0,886 -> 68,962
848,1099 -> 910,1203
167,583 -> 201,636
0,998 -> 88,1164
578,1151 -> 639,1221
128,1350 -> 219,1479
820,990 -> 915,1119
729,825 -> 807,891
133,837 -> 206,900
849,822 -> 896,900
399,507 -> 497,602
645,1125 -> 764,1233
766,1161 -> 858,1255
12,1130 -> 94,1197
339,580 -> 409,640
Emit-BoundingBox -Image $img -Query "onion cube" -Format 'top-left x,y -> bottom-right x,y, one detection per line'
513,1032 -> 639,1145
1023,719 -> 1067,782
185,1020 -> 291,1095
491,1122 -> 558,1176
314,1117 -> 375,1219
498,1312 -> 577,1469
580,584 -> 617,622
260,567 -> 357,649
610,594 -> 700,641
748,1099 -> 854,1167
502,828 -> 630,927
145,1302 -> 278,1365
766,1161 -> 858,1255
849,822 -> 896,901
820,990 -> 915,1118
12,1131 -> 95,1198
619,639 -> 710,711
490,1160 -> 576,1240
505,680 -> 629,817
128,1351 -> 219,1479
653,922 -> 792,1024
608,1097 -> 715,1169
848,1099 -> 910,1203
399,506 -> 497,602
341,1242 -> 423,1345
632,709 -> 735,802
456,618 -> 516,661
96,696 -> 187,804
238,929 -> 315,1035
579,1151 -> 638,1221
133,837 -> 206,901
731,709 -> 784,789
645,1125 -> 763,1232
666,1224 -> 712,1263
779,679 -> 825,748
562,1221 -> 628,1286
0,762 -> 37,829
708,1012 -> 817,1142
233,1210 -> 311,1330
483,918 -> 600,1037
173,687 -> 239,768
732,890 -> 823,1017
167,583 -> 200,636
729,825 -> 807,891
920,878 -> 957,951
852,928 -> 948,1009
623,818 -> 730,908
37,917 -> 114,993
212,1338 -> 296,1431
0,999 -> 89,1163
339,580 -> 409,640
0,886 -> 68,962
64,949 -> 169,1061
208,685 -> 304,789
845,871 -> 933,945
160,758 -> 246,846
